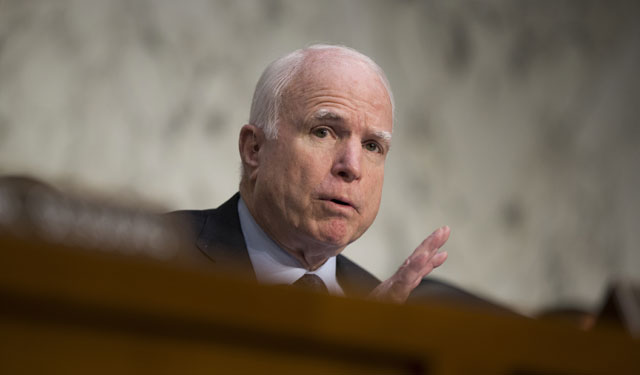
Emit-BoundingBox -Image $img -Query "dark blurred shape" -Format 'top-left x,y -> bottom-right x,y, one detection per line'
535,281 -> 640,338
1,176 -> 639,374
2,227 -> 639,374
536,306 -> 596,331
0,175 -> 56,235
408,278 -> 521,316
594,281 -> 640,339
0,175 -> 186,262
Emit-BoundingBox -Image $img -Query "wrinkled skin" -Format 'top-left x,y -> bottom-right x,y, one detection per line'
240,49 -> 449,302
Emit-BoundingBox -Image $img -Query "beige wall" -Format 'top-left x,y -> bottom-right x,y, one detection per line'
1,0 -> 639,313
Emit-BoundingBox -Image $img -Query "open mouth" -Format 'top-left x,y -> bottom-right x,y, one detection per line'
319,194 -> 357,211
330,199 -> 351,207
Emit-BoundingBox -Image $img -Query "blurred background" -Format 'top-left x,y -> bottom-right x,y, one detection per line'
1,0 -> 638,314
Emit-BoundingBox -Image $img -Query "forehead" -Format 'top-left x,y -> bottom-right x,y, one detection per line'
283,52 -> 393,130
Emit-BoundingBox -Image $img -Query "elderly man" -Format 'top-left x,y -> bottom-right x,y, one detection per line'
175,44 -> 450,303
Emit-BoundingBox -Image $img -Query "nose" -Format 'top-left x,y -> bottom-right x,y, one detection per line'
331,139 -> 362,182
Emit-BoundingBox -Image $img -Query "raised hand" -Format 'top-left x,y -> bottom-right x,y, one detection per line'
369,226 -> 450,303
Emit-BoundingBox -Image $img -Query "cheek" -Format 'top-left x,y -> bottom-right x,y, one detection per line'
361,170 -> 385,215
275,147 -> 330,211
288,145 -> 331,184
366,168 -> 385,195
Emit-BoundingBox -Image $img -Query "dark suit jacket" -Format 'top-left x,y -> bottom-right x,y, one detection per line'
171,193 -> 517,313
170,193 -> 380,297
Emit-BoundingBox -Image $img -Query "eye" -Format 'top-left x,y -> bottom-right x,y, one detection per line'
312,127 -> 330,138
364,141 -> 382,153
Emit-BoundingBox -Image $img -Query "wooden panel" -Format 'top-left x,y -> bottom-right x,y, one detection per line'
1,234 -> 639,374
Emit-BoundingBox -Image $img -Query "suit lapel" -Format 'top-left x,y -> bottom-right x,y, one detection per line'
195,193 -> 256,281
336,254 -> 380,297
191,193 -> 380,296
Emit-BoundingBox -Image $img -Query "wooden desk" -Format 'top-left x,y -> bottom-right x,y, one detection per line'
1,234 -> 639,374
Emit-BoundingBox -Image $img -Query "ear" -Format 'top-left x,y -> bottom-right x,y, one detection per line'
239,124 -> 265,175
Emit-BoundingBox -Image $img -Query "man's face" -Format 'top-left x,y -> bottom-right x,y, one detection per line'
249,53 -> 393,263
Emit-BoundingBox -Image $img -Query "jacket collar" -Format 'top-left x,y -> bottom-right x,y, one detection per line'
196,193 -> 256,281
196,193 -> 380,296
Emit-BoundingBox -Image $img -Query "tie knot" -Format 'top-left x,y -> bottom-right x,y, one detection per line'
292,273 -> 329,294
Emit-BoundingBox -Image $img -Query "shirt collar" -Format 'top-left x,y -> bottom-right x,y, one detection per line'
237,197 -> 343,296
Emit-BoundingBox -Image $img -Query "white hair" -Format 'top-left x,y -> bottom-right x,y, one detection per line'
248,44 -> 395,139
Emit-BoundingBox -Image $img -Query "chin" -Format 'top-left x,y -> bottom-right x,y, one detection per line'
313,221 -> 358,248
319,235 -> 351,248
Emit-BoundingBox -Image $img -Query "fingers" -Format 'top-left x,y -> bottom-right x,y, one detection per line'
368,226 -> 451,304
394,253 -> 429,288
397,226 -> 450,285
430,251 -> 448,268
400,250 -> 447,288
401,227 -> 450,285
409,226 -> 450,263
386,248 -> 449,301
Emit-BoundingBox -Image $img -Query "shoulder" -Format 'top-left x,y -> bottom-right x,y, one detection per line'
166,193 -> 241,240
165,193 -> 254,277
408,278 -> 519,315
336,254 -> 380,296
167,208 -> 216,239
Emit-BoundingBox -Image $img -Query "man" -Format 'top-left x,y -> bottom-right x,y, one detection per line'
174,44 -> 450,303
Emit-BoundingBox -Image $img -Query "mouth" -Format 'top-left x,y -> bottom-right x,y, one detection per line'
320,196 -> 357,212
330,198 -> 351,207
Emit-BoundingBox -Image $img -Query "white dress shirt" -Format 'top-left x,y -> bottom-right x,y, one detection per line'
237,197 -> 344,296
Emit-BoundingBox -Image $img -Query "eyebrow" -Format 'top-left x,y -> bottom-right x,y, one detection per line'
311,109 -> 393,148
373,130 -> 392,152
312,109 -> 343,121
373,130 -> 393,142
